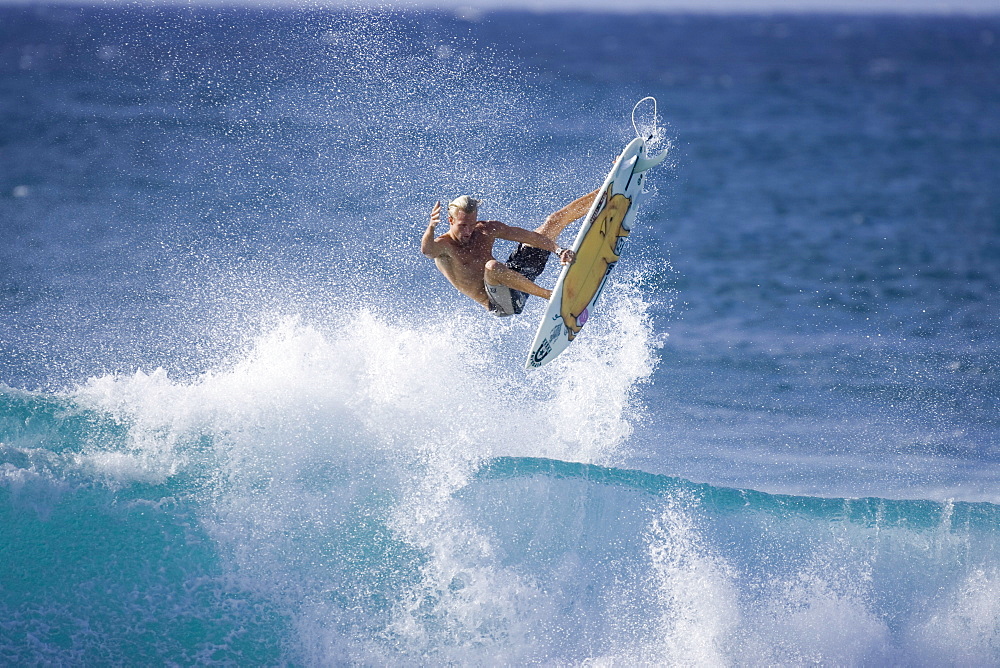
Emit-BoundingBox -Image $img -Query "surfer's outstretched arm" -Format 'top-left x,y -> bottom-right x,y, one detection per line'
491,222 -> 575,265
535,188 -> 601,240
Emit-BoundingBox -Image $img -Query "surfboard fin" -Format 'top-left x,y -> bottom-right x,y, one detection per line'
634,150 -> 668,173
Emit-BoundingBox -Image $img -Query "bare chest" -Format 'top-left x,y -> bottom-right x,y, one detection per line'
435,233 -> 496,285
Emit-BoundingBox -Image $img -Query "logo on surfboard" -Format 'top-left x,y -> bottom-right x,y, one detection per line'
530,339 -> 552,367
559,187 -> 632,341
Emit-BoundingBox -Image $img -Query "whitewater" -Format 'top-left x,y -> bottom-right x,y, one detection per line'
2,6 -> 998,664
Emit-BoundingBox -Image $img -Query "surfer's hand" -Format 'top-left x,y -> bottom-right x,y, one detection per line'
429,201 -> 441,228
557,247 -> 576,265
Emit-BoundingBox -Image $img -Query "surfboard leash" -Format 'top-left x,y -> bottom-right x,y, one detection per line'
632,96 -> 658,141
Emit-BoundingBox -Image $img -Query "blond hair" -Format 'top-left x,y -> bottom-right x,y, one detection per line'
448,195 -> 479,215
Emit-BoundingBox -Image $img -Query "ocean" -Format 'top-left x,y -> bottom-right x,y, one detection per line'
1,5 -> 998,664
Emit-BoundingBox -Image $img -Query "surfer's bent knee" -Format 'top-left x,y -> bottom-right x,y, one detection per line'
484,259 -> 503,280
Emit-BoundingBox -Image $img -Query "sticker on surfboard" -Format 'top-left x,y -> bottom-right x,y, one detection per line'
525,99 -> 667,369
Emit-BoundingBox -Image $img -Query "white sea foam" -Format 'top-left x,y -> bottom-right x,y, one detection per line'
739,559 -> 892,664
911,566 -> 1000,664
644,493 -> 740,665
62,277 -> 659,661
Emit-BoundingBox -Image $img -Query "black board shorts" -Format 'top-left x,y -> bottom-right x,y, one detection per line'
485,244 -> 551,317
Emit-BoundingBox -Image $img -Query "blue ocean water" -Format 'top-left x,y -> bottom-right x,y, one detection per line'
2,5 -> 999,663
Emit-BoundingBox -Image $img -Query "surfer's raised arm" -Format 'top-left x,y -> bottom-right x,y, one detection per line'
421,201 -> 445,258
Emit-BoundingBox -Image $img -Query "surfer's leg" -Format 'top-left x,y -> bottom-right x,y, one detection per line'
485,260 -> 551,300
534,188 -> 601,241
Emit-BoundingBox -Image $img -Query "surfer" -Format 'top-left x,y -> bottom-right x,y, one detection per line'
421,190 -> 599,316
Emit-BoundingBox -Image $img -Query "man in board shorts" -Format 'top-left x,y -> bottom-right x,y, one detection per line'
420,190 -> 599,316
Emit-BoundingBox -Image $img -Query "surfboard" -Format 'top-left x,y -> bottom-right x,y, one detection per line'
525,131 -> 666,369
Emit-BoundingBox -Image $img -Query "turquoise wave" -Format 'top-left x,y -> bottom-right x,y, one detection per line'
0,422 -> 287,664
478,455 -> 1000,532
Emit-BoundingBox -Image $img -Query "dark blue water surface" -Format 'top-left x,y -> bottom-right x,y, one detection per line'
1,6 -> 998,664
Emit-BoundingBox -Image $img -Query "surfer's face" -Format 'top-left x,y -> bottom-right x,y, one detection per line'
448,210 -> 477,244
